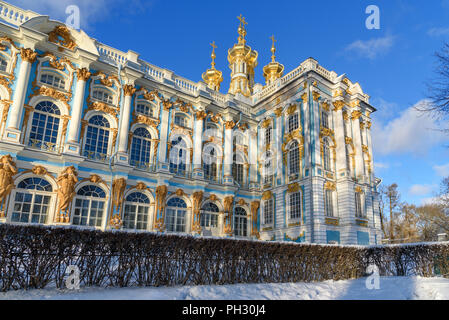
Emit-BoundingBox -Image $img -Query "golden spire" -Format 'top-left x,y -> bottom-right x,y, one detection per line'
210,41 -> 217,69
227,14 -> 258,97
237,14 -> 247,44
263,35 -> 284,86
270,35 -> 277,62
202,41 -> 223,92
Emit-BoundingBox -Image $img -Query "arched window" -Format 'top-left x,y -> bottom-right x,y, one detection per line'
234,207 -> 247,237
200,202 -> 219,228
355,192 -> 364,218
232,153 -> 244,185
169,136 -> 187,175
11,177 -> 53,224
135,103 -> 154,118
84,115 -> 111,161
321,110 -> 329,129
28,101 -> 61,151
130,127 -> 152,168
93,89 -> 113,104
203,146 -> 218,182
325,190 -> 334,217
323,139 -> 331,171
123,192 -> 150,230
40,72 -> 65,90
0,56 -> 8,72
289,192 -> 301,220
72,185 -> 106,227
263,198 -> 274,225
287,113 -> 299,133
165,197 -> 187,232
174,113 -> 188,128
288,141 -> 300,176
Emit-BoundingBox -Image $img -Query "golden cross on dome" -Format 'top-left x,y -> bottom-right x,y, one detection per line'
210,41 -> 217,68
270,35 -> 277,62
237,14 -> 247,27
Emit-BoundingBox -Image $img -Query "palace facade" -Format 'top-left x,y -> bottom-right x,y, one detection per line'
0,1 -> 382,244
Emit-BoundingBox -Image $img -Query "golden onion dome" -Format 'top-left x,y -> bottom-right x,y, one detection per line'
202,41 -> 223,91
263,35 -> 284,86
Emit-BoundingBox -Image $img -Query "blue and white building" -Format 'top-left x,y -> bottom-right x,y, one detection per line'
0,1 -> 382,244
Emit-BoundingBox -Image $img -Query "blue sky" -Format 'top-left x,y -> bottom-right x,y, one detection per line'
10,0 -> 449,205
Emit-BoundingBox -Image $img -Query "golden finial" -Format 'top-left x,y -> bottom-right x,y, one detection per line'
210,41 -> 217,69
270,35 -> 277,62
237,14 -> 247,44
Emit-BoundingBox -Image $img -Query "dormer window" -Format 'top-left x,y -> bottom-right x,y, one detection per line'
40,73 -> 65,90
93,89 -> 113,104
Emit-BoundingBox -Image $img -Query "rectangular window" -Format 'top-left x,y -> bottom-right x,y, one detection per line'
288,113 -> 299,133
289,192 -> 301,220
325,190 -> 334,217
321,111 -> 329,129
355,193 -> 363,217
263,199 -> 274,225
265,127 -> 272,145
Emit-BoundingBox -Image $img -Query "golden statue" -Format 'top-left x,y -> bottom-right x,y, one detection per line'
0,154 -> 17,217
191,191 -> 203,233
56,166 -> 78,218
250,200 -> 260,237
223,196 -> 234,235
154,185 -> 168,231
112,178 -> 127,212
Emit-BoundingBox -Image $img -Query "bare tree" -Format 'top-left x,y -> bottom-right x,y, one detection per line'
420,43 -> 449,124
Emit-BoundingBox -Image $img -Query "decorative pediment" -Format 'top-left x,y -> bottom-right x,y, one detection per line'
48,25 -> 77,51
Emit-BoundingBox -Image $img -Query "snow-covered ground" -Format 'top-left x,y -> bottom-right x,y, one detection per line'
1,276 -> 448,300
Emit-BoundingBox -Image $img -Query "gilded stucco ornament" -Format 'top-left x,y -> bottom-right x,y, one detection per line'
261,118 -> 272,129
48,25 -> 77,51
32,165 -> 48,176
196,110 -> 207,120
122,84 -> 136,97
250,200 -> 260,238
351,110 -> 362,121
261,190 -> 272,200
0,155 -> 17,218
286,104 -> 297,115
55,166 -> 78,223
333,100 -> 345,112
76,68 -> 91,81
191,191 -> 203,234
20,48 -> 37,63
355,186 -> 363,193
225,120 -> 235,130
312,91 -> 320,101
301,93 -> 308,104
287,182 -> 300,193
324,181 -> 336,191
154,185 -> 168,231
274,107 -> 283,117
112,178 -> 127,213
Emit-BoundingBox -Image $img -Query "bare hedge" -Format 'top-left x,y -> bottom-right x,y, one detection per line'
0,224 -> 448,292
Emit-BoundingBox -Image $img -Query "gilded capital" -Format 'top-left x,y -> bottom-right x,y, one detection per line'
225,120 -> 235,130
196,110 -> 207,120
123,84 -> 136,97
333,100 -> 345,111
76,68 -> 91,81
351,110 -> 362,121
20,48 -> 37,63
312,91 -> 320,101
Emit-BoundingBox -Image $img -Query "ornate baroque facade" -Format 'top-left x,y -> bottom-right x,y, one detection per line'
0,2 -> 382,244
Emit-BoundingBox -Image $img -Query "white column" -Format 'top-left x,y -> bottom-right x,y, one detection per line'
4,48 -> 36,142
352,110 -> 365,179
249,128 -> 258,187
116,85 -> 135,164
65,68 -> 90,154
302,90 -> 310,173
333,101 -> 347,174
275,115 -> 282,184
158,106 -> 170,168
223,121 -> 234,184
192,111 -> 205,178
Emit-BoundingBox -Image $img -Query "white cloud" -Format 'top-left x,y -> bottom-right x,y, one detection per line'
345,35 -> 395,59
374,162 -> 389,170
434,163 -> 449,177
371,99 -> 449,156
427,27 -> 449,37
8,0 -> 151,30
408,184 -> 436,196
